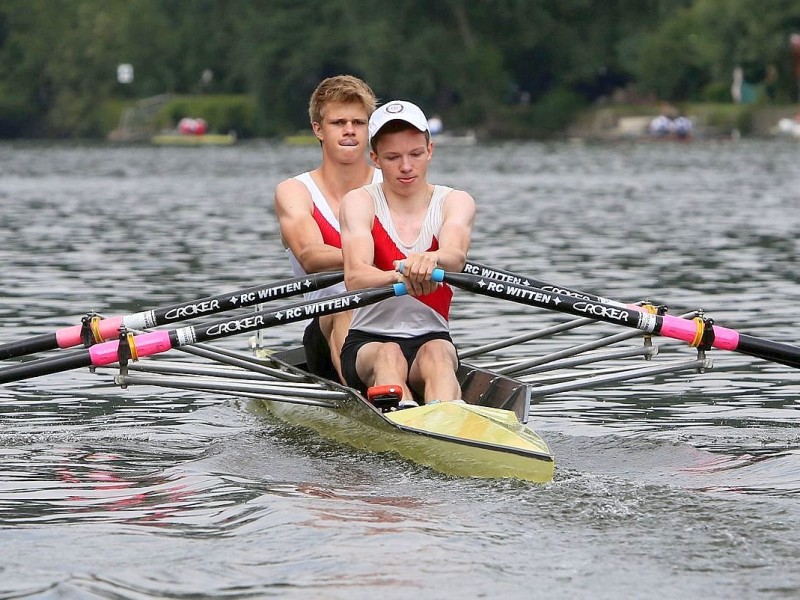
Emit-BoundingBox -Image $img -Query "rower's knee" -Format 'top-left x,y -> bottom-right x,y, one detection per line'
415,340 -> 457,370
374,342 -> 404,366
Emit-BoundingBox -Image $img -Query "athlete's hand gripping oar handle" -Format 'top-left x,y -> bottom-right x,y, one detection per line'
432,269 -> 800,370
0,271 -> 344,361
0,282 -> 405,385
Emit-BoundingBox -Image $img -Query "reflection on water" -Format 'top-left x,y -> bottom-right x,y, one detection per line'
2,140 -> 800,598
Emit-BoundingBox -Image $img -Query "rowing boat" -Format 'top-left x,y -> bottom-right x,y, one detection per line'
151,132 -> 237,146
282,133 -> 319,146
250,346 -> 554,483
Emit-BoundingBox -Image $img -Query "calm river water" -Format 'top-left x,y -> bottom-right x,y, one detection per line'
1,138 -> 800,599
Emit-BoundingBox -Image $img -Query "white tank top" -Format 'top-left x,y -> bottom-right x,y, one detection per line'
349,184 -> 453,337
286,170 -> 382,300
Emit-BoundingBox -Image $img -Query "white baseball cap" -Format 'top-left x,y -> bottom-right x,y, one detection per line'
369,100 -> 429,142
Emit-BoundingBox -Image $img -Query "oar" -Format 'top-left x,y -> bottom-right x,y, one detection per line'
0,282 -> 404,385
463,260 -> 623,306
435,269 -> 800,370
0,271 -> 344,360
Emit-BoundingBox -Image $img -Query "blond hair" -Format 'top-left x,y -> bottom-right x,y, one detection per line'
308,75 -> 377,125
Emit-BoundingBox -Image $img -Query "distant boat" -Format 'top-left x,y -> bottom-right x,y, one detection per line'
432,130 -> 477,146
151,132 -> 237,146
283,133 -> 319,146
151,117 -> 236,146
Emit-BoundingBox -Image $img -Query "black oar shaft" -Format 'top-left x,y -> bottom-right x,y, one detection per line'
735,334 -> 800,370
0,333 -> 58,360
442,269 -> 800,369
186,286 -> 395,346
149,270 -> 344,325
444,270 -> 654,332
0,351 -> 93,383
0,284 -> 401,385
464,260 -> 621,306
0,271 -> 344,360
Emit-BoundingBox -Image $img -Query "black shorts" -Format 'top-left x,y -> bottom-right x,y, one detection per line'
302,317 -> 338,381
340,329 -> 456,393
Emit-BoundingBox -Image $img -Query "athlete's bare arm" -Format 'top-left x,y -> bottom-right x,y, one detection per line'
274,177 -> 343,273
340,188 -> 395,290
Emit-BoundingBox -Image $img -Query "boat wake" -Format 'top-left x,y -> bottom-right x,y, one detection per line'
545,429 -> 800,497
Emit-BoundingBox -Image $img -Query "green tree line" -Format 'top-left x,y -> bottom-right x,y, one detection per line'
0,0 -> 798,138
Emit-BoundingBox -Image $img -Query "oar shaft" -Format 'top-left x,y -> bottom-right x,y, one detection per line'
0,283 -> 402,384
145,270 -> 344,327
442,269 -> 657,331
0,332 -> 60,360
121,284 -> 397,365
90,284 -> 400,365
0,271 -> 344,360
0,351 -> 93,383
734,334 -> 800,370
438,269 -> 800,369
463,260 -> 623,307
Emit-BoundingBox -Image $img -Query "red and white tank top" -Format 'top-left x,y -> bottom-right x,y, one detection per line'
287,170 -> 381,300
349,183 -> 454,337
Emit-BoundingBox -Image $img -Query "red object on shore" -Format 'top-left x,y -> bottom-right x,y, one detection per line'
178,117 -> 208,135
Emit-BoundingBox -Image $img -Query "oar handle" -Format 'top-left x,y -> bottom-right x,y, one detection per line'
395,264 -> 446,284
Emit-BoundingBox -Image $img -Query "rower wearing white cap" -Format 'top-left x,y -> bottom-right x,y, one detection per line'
339,100 -> 476,407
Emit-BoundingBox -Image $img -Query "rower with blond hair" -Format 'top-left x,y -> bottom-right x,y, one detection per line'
274,75 -> 381,382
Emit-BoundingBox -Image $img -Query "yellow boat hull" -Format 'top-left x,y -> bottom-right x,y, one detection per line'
386,402 -> 552,481
254,391 -> 553,483
282,134 -> 319,146
248,346 -> 553,482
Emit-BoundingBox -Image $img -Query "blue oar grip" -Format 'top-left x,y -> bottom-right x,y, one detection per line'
394,264 -> 444,284
393,282 -> 408,296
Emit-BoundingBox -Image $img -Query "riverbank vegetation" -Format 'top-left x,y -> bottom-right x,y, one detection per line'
0,0 -> 798,139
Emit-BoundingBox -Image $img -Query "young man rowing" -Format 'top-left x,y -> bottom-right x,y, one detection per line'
274,75 -> 381,382
339,100 -> 476,406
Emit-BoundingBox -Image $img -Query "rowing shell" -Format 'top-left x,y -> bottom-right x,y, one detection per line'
251,347 -> 554,483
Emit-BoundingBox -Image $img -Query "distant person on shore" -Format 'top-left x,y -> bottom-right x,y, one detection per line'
648,103 -> 692,140
648,113 -> 672,137
649,103 -> 677,137
427,114 -> 444,135
339,100 -> 476,407
273,75 -> 381,382
671,115 -> 693,139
